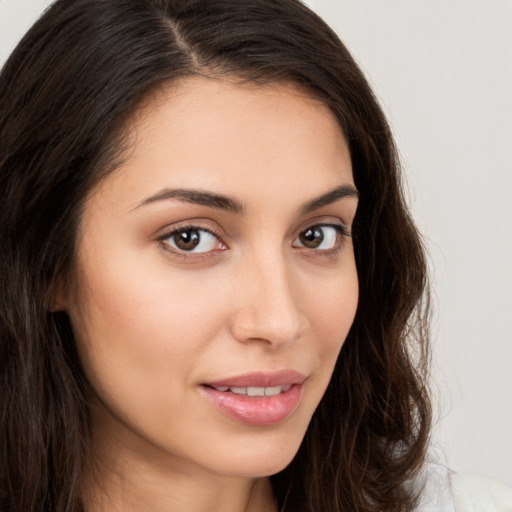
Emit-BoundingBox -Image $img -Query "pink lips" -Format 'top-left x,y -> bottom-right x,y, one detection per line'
199,370 -> 306,426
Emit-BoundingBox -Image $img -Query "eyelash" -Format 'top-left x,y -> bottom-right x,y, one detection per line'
293,223 -> 350,258
157,223 -> 225,262
157,222 -> 351,262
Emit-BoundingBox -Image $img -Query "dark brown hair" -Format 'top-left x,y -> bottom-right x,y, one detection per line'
0,0 -> 431,510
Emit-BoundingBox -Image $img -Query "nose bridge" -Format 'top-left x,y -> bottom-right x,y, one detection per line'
231,245 -> 307,347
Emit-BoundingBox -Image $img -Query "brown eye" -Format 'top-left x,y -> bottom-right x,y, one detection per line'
173,229 -> 201,251
298,226 -> 324,248
293,225 -> 342,251
161,227 -> 225,253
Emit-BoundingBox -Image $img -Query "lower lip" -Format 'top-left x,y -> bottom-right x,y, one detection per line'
199,384 -> 304,426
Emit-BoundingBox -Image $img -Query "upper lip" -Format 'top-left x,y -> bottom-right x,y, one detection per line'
204,370 -> 307,388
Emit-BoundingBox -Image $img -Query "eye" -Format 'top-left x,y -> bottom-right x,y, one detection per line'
159,226 -> 226,254
293,224 -> 347,250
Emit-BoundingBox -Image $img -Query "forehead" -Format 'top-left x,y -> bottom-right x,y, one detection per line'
89,76 -> 353,212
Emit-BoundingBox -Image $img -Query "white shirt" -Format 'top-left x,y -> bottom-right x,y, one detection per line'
414,463 -> 512,512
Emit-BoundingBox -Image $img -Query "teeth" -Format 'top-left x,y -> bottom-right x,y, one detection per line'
213,385 -> 291,396
247,387 -> 265,396
263,386 -> 281,396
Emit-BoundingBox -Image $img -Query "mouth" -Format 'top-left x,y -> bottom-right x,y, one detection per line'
205,384 -> 292,396
199,370 -> 306,426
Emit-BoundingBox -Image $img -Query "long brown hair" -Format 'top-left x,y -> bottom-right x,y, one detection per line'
0,0 -> 431,510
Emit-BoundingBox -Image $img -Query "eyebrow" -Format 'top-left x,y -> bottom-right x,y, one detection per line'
133,188 -> 244,213
299,184 -> 359,214
133,183 -> 358,214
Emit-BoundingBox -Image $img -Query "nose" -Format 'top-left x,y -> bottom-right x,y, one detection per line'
229,251 -> 308,349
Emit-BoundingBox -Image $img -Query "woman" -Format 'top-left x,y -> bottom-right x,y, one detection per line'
0,1 -> 510,511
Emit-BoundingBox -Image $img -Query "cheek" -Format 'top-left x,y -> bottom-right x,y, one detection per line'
69,260 -> 238,451
308,266 -> 358,341
70,249 -> 234,393
302,263 -> 359,384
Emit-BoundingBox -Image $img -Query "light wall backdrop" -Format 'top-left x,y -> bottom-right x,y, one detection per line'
1,0 -> 511,485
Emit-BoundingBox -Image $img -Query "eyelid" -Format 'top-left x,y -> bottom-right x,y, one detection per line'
295,217 -> 352,238
155,219 -> 226,242
292,221 -> 352,257
326,222 -> 350,237
296,223 -> 351,240
156,221 -> 228,260
154,217 -> 352,262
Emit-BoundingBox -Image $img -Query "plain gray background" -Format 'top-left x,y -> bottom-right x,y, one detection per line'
305,0 -> 512,485
1,0 -> 511,485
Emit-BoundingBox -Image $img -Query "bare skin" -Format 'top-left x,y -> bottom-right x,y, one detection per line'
62,77 -> 359,511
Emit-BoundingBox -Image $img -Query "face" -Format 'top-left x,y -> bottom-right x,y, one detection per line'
65,77 -> 359,479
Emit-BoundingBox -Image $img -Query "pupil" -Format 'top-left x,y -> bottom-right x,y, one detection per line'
300,227 -> 323,248
174,229 -> 200,250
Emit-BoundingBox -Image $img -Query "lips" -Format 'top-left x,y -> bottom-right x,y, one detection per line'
205,369 -> 306,389
199,370 -> 306,426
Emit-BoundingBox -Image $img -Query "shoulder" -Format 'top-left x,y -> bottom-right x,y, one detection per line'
412,462 -> 512,512
412,462 -> 456,511
451,472 -> 512,512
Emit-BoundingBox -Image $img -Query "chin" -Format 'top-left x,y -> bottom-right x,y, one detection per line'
204,426 -> 308,479
217,453 -> 298,479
